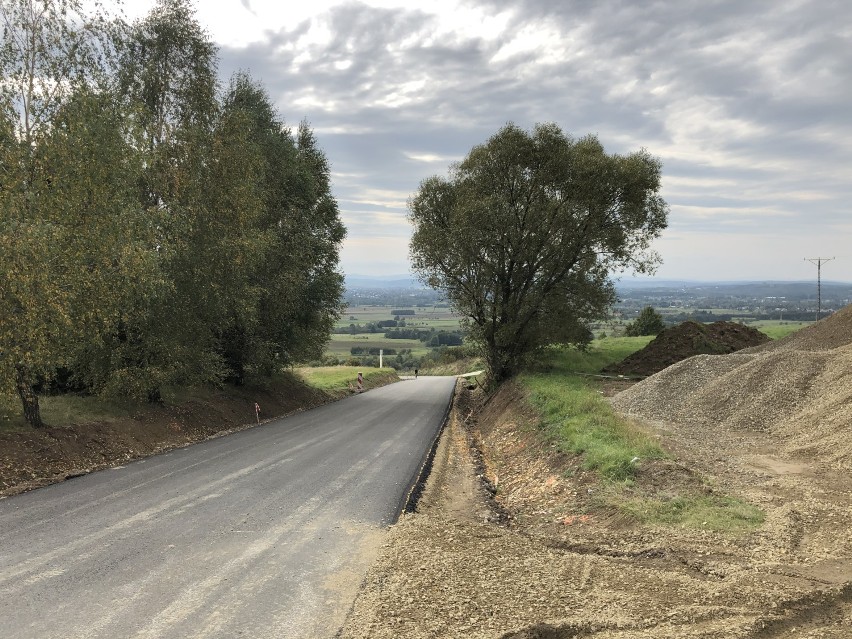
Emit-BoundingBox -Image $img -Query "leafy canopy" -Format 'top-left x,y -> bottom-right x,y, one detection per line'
409,122 -> 668,382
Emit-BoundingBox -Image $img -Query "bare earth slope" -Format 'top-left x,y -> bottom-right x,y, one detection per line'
342,352 -> 852,637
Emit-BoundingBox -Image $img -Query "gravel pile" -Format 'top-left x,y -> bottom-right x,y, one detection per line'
613,305 -> 852,468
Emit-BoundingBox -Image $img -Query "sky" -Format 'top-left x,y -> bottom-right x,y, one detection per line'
123,0 -> 852,282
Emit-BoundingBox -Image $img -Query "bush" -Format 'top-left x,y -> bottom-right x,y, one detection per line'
625,306 -> 665,336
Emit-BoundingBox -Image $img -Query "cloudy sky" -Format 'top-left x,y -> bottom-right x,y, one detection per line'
127,0 -> 852,282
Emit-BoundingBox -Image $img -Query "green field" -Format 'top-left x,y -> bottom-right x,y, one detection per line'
328,305 -> 466,363
750,319 -> 812,340
326,333 -> 429,357
337,305 -> 464,331
294,366 -> 397,391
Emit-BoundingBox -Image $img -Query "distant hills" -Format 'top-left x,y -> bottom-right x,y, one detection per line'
344,274 -> 420,289
345,274 -> 852,292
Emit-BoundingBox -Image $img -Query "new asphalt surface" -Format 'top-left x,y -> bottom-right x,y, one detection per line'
0,376 -> 456,638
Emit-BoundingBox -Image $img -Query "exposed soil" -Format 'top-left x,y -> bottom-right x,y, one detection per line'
339,312 -> 852,637
0,371 -> 397,497
604,321 -> 770,377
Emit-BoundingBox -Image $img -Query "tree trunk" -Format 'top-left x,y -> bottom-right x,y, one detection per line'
15,364 -> 45,428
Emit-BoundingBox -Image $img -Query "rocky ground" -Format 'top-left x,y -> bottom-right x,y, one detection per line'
339,376 -> 852,638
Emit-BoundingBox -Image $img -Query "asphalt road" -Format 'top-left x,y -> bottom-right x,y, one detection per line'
0,376 -> 456,639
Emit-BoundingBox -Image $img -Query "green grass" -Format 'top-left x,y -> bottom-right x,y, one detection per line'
522,337 -> 664,481
522,372 -> 665,480
544,336 -> 655,374
752,320 -> 811,340
0,393 -> 142,430
617,494 -> 765,531
294,366 -> 397,391
522,339 -> 765,530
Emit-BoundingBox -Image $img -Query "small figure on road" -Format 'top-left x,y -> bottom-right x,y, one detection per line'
414,368 -> 418,379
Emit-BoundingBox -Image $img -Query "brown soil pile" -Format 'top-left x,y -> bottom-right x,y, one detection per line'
604,321 -> 770,377
613,304 -> 852,469
0,370 -> 398,496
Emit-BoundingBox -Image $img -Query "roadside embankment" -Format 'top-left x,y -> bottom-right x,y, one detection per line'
0,366 -> 398,497
340,336 -> 852,638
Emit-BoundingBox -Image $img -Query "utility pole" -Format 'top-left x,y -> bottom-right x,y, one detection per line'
804,257 -> 835,321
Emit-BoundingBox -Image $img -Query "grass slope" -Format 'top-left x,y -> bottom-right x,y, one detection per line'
519,338 -> 763,531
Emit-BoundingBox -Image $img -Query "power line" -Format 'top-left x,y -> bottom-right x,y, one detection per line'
804,257 -> 835,321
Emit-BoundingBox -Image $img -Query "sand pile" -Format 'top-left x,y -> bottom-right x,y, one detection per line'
613,305 -> 852,468
604,320 -> 769,377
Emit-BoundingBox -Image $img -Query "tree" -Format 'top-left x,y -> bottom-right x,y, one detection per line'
625,306 -> 665,336
0,0 -> 125,426
208,73 -> 345,382
106,0 -> 223,400
409,123 -> 668,383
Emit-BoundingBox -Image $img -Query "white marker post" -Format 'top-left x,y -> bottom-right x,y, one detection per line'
254,402 -> 260,425
379,349 -> 383,368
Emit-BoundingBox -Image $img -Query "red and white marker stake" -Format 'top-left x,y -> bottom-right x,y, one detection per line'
254,402 -> 261,424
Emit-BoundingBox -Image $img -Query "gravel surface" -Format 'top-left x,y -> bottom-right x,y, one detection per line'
340,336 -> 852,639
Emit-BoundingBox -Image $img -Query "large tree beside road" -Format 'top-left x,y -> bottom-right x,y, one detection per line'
409,123 -> 669,382
0,0 -> 345,425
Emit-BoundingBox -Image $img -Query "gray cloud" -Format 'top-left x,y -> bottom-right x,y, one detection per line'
215,0 -> 852,279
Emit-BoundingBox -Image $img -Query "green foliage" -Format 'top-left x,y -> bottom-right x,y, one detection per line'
542,336 -> 655,373
0,1 -> 346,424
0,0 -> 146,424
625,306 -> 665,336
409,122 -> 668,383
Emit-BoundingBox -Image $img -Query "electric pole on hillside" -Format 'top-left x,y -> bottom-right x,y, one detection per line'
804,257 -> 835,321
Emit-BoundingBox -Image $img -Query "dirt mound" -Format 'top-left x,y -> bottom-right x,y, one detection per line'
605,321 -> 770,377
613,304 -> 852,469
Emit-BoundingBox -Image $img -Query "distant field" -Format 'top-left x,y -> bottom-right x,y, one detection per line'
751,320 -> 812,340
336,305 -> 463,331
326,333 -> 429,357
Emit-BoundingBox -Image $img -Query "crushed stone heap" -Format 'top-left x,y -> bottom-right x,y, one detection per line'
612,304 -> 852,469
604,320 -> 770,377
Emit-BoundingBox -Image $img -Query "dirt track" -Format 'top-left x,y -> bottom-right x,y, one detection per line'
339,380 -> 852,638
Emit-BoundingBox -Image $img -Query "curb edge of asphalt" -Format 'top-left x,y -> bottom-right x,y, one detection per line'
398,379 -> 458,518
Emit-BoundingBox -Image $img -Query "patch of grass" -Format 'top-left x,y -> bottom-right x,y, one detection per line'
294,366 -> 397,391
0,394 -> 142,430
421,358 -> 485,376
38,394 -> 141,425
541,336 -> 655,374
521,371 -> 665,481
618,494 -> 765,532
751,320 -> 811,340
520,341 -> 765,529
